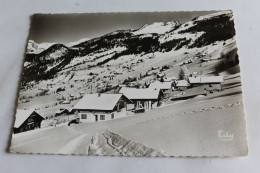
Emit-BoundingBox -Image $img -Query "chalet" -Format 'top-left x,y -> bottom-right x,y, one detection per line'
188,76 -> 224,91
55,109 -> 68,117
200,58 -> 210,62
128,81 -> 138,87
183,60 -> 190,65
188,76 -> 224,84
79,92 -> 85,96
191,72 -> 199,77
13,110 -> 45,134
148,81 -> 174,92
62,100 -> 71,104
162,76 -> 177,82
119,87 -> 162,110
175,80 -> 190,90
156,72 -> 165,78
146,71 -> 154,76
55,108 -> 74,117
73,93 -> 132,122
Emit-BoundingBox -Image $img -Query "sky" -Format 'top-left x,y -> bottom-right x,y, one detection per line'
29,11 -> 220,44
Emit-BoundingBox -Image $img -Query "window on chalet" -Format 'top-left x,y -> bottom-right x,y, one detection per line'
100,115 -> 105,120
27,117 -> 34,123
81,114 -> 87,119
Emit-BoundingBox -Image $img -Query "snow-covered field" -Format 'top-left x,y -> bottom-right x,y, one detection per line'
10,79 -> 246,156
18,37 -> 237,118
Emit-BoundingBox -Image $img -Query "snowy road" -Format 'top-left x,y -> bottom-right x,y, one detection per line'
10,126 -> 92,154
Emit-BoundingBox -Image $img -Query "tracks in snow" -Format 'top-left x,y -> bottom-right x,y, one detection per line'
58,134 -> 88,154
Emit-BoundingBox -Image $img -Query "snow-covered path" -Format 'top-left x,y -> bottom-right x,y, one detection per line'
10,126 -> 91,154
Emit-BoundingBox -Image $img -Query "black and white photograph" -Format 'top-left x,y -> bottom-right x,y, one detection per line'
9,10 -> 248,157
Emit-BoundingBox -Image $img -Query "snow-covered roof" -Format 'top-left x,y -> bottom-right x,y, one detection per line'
176,80 -> 189,87
55,108 -> 69,115
188,77 -> 201,83
201,76 -> 224,83
157,73 -> 165,77
119,87 -> 160,100
14,110 -> 44,128
163,76 -> 177,82
188,76 -> 224,84
73,93 -> 125,111
55,110 -> 63,114
149,81 -> 172,90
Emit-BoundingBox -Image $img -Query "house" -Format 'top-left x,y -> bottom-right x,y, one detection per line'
55,108 -> 74,117
156,72 -> 165,78
55,109 -> 68,117
13,110 -> 45,134
175,80 -> 189,90
188,76 -> 223,84
79,92 -> 85,97
200,76 -> 224,84
188,76 -> 224,91
191,72 -> 199,77
128,81 -> 138,87
200,58 -> 210,62
188,76 -> 224,85
62,100 -> 71,104
148,81 -> 174,92
162,76 -> 177,82
73,93 -> 132,122
119,87 -> 162,110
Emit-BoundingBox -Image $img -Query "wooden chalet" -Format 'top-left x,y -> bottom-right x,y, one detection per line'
13,110 -> 45,134
119,87 -> 162,111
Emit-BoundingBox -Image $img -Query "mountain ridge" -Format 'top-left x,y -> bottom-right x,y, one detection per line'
22,10 -> 235,84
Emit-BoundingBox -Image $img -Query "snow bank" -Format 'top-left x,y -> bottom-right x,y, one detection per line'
88,133 -> 105,155
88,130 -> 167,157
58,134 -> 88,154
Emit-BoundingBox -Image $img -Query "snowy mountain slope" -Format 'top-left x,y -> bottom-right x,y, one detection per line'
22,10 -> 235,84
65,38 -> 90,47
26,40 -> 55,54
193,10 -> 233,22
27,38 -> 91,54
159,10 -> 234,48
23,44 -> 79,83
176,10 -> 235,48
63,46 -> 127,69
132,21 -> 181,35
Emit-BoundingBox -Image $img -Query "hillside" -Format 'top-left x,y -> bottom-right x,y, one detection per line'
18,10 -> 239,118
22,10 -> 235,84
